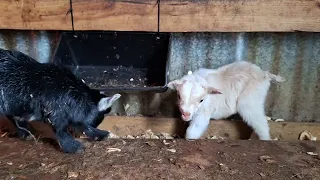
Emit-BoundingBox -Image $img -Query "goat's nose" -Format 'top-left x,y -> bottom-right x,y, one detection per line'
182,111 -> 191,118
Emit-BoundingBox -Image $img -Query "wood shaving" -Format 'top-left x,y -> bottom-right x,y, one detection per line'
145,141 -> 156,147
259,155 -> 276,163
166,149 -> 176,153
163,140 -> 170,145
299,130 -> 317,141
275,119 -> 284,122
67,171 -> 79,178
218,163 -> 229,172
108,132 -> 119,139
106,148 -> 121,153
1,132 -> 8,137
126,135 -> 135,139
259,172 -> 266,177
306,152 -> 318,156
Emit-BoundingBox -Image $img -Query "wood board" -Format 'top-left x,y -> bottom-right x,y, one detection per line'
1,0 -> 320,32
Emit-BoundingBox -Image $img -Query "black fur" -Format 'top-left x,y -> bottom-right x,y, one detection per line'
0,48 -> 116,153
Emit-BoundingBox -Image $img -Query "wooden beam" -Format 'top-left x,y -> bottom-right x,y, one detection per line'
0,0 -> 320,32
160,0 -> 320,32
72,0 -> 158,31
97,116 -> 320,140
1,116 -> 320,141
1,0 -> 320,32
0,0 -> 71,30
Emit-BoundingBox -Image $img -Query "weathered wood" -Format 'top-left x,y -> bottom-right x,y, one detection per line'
1,116 -> 319,140
160,0 -> 320,32
97,116 -> 320,140
0,0 -> 71,30
72,0 -> 158,31
1,0 -> 320,32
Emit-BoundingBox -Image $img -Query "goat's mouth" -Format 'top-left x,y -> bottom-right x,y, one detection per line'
181,115 -> 192,122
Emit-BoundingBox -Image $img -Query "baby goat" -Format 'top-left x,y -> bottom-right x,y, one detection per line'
168,61 -> 285,140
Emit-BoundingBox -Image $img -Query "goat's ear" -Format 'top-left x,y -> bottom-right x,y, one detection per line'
98,94 -> 121,111
207,87 -> 222,94
167,80 -> 181,90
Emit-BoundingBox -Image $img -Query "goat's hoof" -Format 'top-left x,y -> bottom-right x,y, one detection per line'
85,129 -> 110,141
60,140 -> 84,154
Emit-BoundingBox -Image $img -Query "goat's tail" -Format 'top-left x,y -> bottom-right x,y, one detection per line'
264,71 -> 286,83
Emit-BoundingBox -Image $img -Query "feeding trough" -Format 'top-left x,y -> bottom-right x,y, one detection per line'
52,31 -> 171,93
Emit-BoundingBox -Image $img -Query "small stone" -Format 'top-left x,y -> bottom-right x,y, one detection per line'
265,116 -> 271,121
41,163 -> 46,166
129,78 -> 134,81
198,165 -> 205,170
7,162 -> 13,165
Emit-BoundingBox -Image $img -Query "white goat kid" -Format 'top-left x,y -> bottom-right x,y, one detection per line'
167,61 -> 285,140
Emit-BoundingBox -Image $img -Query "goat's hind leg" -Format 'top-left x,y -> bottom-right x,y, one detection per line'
7,116 -> 33,140
238,105 -> 270,140
237,93 -> 271,140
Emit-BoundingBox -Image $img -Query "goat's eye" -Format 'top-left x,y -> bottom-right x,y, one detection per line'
200,99 -> 204,103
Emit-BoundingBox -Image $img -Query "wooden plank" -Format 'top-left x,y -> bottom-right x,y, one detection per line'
1,0 -> 320,32
72,0 -> 158,31
97,116 -> 320,140
0,0 -> 71,30
160,0 -> 320,32
2,116 -> 319,141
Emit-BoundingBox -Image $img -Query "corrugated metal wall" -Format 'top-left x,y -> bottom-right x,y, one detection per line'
0,30 -> 319,122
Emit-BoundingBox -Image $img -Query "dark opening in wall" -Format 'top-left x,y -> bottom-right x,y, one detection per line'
52,31 -> 170,93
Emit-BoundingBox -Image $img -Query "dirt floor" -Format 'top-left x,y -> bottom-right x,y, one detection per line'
0,138 -> 319,180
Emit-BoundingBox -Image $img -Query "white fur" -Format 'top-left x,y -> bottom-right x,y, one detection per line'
168,61 -> 285,140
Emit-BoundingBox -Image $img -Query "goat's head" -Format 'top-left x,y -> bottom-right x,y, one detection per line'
168,75 -> 222,121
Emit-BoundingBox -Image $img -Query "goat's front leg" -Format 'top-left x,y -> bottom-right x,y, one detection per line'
83,125 -> 110,141
51,117 -> 84,153
185,112 -> 211,139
